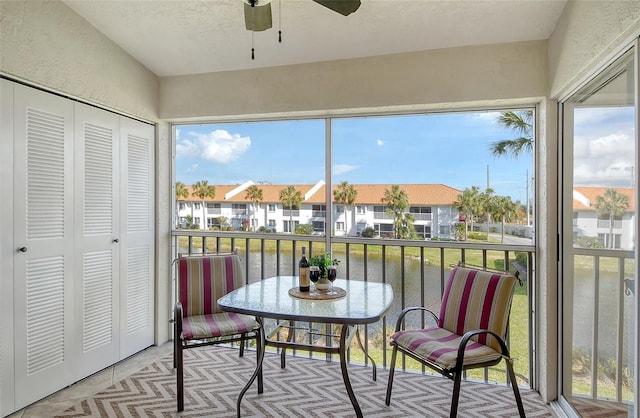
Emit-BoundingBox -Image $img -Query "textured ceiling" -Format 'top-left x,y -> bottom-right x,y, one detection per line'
63,0 -> 567,77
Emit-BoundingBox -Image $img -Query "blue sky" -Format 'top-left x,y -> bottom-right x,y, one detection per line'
174,106 -> 637,201
176,111 -> 535,203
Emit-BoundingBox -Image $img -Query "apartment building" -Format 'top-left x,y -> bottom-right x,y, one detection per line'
177,181 -> 462,240
573,186 -> 637,250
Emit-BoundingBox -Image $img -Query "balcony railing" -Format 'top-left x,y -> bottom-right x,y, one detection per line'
232,209 -> 247,216
172,229 -> 539,391
373,212 -> 393,219
311,210 -> 326,217
411,213 -> 433,221
569,246 -> 636,403
597,219 -> 623,229
283,210 -> 300,217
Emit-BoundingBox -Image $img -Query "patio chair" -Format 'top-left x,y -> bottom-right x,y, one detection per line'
385,265 -> 526,417
173,252 -> 263,412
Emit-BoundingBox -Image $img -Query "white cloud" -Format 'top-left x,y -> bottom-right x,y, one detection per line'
589,133 -> 633,156
377,139 -> 384,146
573,132 -> 635,186
176,129 -> 251,164
333,164 -> 358,175
186,164 -> 198,173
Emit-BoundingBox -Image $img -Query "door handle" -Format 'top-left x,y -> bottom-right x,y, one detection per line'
18,247 -> 27,253
113,239 -> 119,243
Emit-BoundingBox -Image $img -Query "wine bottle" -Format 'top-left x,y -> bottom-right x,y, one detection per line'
299,246 -> 310,292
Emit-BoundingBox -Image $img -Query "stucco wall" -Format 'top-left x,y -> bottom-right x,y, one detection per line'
548,0 -> 640,99
544,0 -> 640,405
159,40 -> 548,120
0,0 -> 158,121
0,0 -> 172,346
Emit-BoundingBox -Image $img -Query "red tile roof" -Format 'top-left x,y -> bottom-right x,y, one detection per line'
573,186 -> 635,211
180,183 -> 462,205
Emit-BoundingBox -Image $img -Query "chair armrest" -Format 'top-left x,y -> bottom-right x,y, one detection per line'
454,328 -> 511,372
394,306 -> 439,332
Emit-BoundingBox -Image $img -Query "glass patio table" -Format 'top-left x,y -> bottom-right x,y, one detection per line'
217,275 -> 394,418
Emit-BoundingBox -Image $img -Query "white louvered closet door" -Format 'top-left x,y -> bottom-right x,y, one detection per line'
4,81 -> 154,415
119,117 -> 155,358
0,79 -> 16,417
12,84 -> 75,409
73,103 -> 120,378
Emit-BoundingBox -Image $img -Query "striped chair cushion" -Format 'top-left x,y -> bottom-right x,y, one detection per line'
182,312 -> 260,340
178,254 -> 246,316
438,266 -> 517,353
391,327 -> 502,370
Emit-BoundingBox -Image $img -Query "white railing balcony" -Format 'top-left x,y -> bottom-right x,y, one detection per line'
373,212 -> 393,219
597,219 -> 622,229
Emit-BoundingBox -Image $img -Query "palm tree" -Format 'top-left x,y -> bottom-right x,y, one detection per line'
594,188 -> 630,249
191,180 -> 215,230
491,195 -> 519,243
453,186 -> 480,240
245,184 -> 263,232
279,185 -> 303,233
175,181 -> 189,228
382,185 -> 416,239
490,110 -> 533,158
479,187 -> 495,230
333,181 -> 357,236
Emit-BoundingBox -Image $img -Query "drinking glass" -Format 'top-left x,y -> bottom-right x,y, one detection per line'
327,266 -> 337,295
309,266 -> 320,296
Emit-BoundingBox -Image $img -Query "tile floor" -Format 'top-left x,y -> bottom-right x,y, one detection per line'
7,343 -> 174,418
17,342 -> 631,418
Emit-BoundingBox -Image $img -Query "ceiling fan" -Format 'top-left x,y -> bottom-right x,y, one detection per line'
243,0 -> 361,32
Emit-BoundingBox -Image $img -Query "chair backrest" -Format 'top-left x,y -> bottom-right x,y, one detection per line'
178,253 -> 245,316
438,266 -> 517,352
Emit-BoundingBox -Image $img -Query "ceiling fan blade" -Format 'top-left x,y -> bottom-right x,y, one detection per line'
244,2 -> 272,31
312,0 -> 361,16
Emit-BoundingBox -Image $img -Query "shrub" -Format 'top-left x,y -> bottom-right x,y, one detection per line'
453,222 -> 465,241
294,224 -> 314,235
574,236 -> 605,249
361,227 -> 377,238
515,251 -> 528,265
468,232 -> 488,241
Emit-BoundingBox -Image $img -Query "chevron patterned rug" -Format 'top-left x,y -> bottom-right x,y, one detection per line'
57,346 -> 552,417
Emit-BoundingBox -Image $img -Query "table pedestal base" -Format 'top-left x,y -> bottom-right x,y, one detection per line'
237,320 -> 377,418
